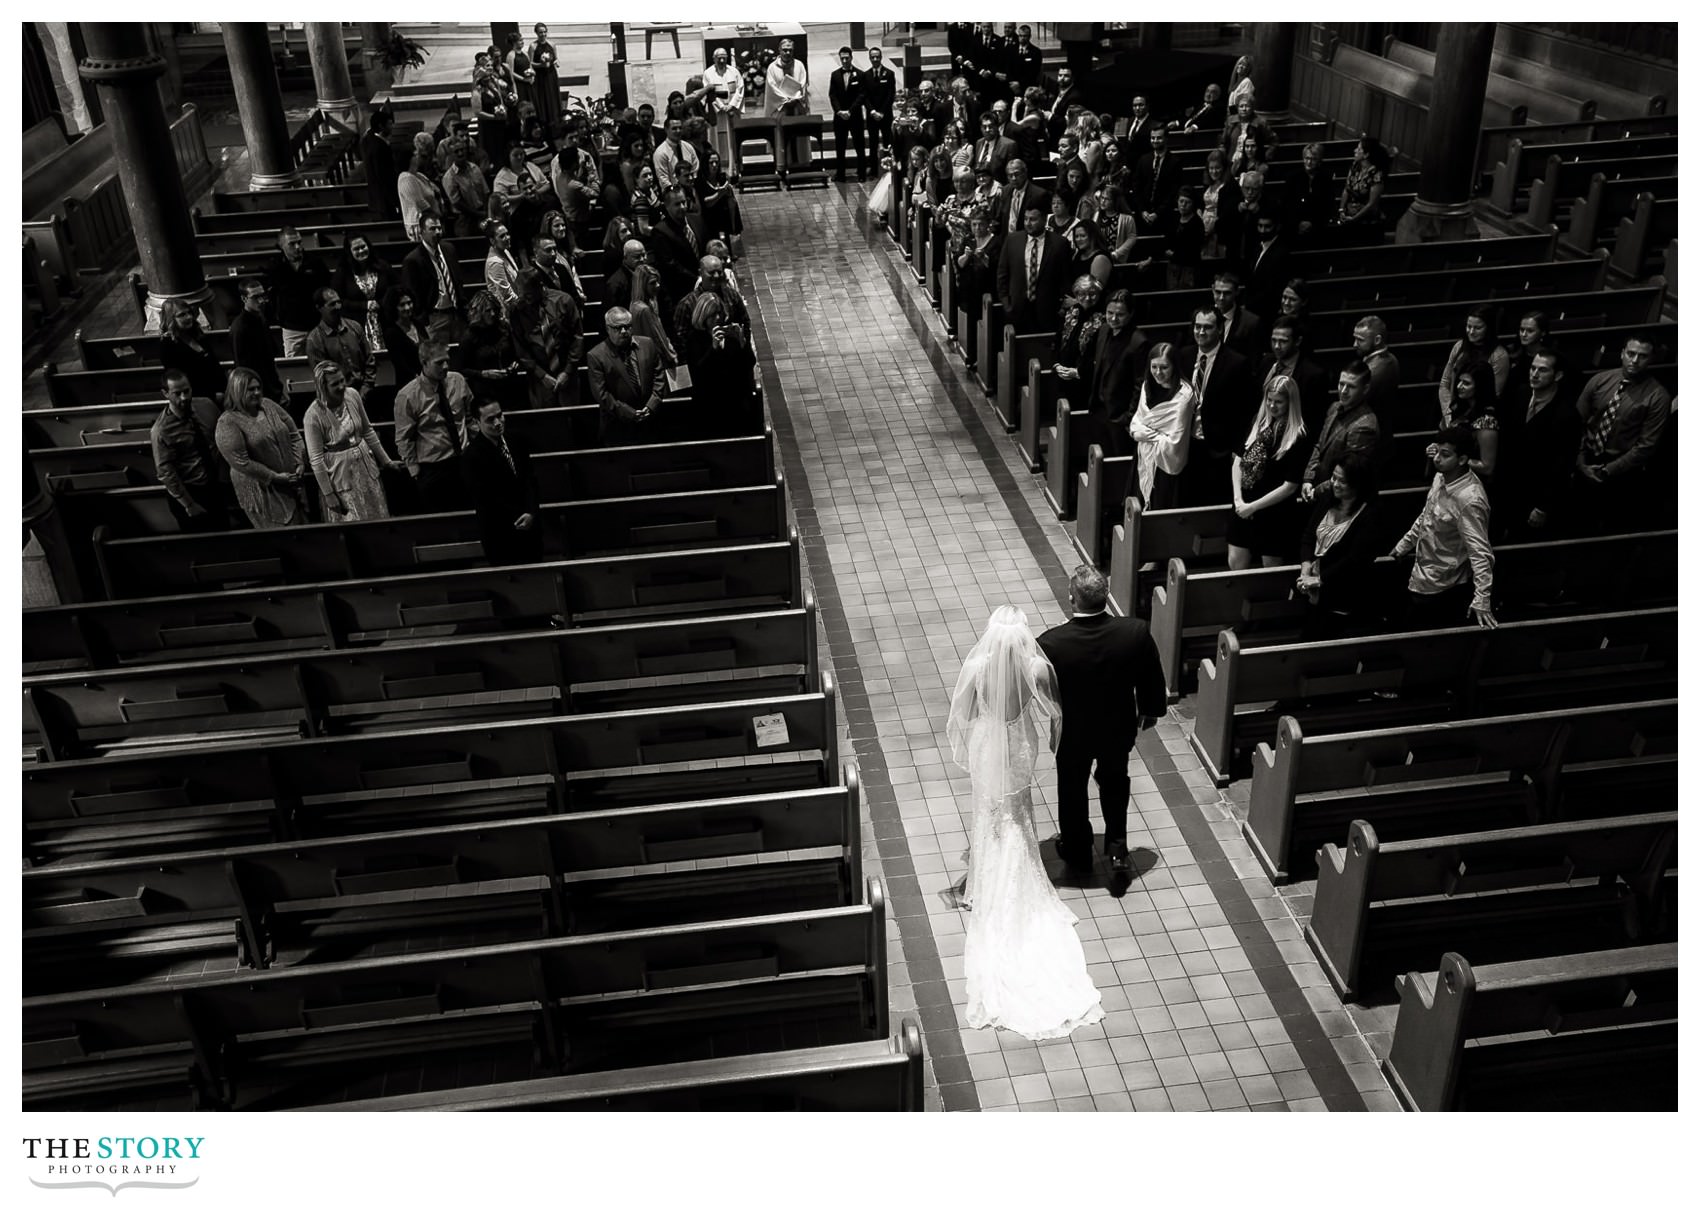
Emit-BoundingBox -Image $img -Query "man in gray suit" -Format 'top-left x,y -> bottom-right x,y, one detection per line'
586,307 -> 666,446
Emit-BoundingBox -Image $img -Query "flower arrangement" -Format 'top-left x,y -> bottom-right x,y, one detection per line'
735,46 -> 778,103
379,33 -> 430,80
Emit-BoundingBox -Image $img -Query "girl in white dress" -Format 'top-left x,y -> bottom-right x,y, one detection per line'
947,607 -> 1106,1041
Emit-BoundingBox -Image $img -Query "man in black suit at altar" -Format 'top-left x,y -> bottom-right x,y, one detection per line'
1038,565 -> 1168,893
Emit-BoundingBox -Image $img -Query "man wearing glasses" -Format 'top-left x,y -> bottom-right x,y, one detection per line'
229,278 -> 284,402
587,307 -> 667,447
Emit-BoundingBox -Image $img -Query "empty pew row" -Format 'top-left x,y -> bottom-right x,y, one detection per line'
33,428 -> 771,516
23,775 -> 860,988
89,481 -> 787,598
1240,695 -> 1677,882
22,683 -> 838,863
1381,37 -> 1597,125
1307,811 -> 1675,998
23,533 -> 803,673
1525,154 -> 1677,228
1486,131 -> 1678,214
314,1018 -> 924,1112
23,881 -> 886,1112
1146,529 -> 1679,701
1382,945 -> 1677,1112
1189,606 -> 1678,783
1563,173 -> 1678,258
24,603 -> 818,760
1477,115 -> 1677,200
1608,193 -> 1679,281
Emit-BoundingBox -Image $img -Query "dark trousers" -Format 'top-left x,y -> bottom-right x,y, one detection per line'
167,480 -> 234,533
1404,581 -> 1475,631
833,112 -> 867,175
866,114 -> 893,163
1056,739 -> 1133,858
416,458 -> 467,513
1179,445 -> 1233,507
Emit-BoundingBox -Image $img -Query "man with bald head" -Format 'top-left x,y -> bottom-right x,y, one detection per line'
672,253 -> 749,345
588,307 -> 667,445
606,238 -> 647,311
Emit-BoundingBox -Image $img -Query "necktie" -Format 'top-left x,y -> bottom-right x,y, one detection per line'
1192,353 -> 1209,440
685,222 -> 699,256
434,383 -> 462,453
1026,237 -> 1039,303
499,438 -> 515,474
1584,379 -> 1628,458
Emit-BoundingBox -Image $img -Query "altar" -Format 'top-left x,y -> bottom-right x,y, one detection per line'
701,22 -> 808,87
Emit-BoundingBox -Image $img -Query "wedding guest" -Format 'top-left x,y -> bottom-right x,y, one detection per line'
361,107 -> 400,219
482,219 -> 523,314
229,278 -> 283,402
1051,275 -> 1105,388
697,152 -> 743,247
685,292 -> 757,437
1283,142 -> 1335,239
1121,342 -> 1196,510
1439,304 -> 1511,415
151,369 -> 234,532
1065,221 -> 1113,290
1447,361 -> 1502,482
304,361 -> 400,522
215,366 -> 307,528
266,226 -> 330,356
1570,331 -> 1671,534
587,307 -> 667,446
393,339 -> 472,512
492,144 -> 551,248
1227,374 -> 1312,568
443,140 -> 491,238
462,398 -> 543,565
1391,425 -> 1497,629
401,216 -> 465,344
1222,97 -> 1274,175
1339,136 -> 1392,232
508,266 -> 584,408
1076,182 -> 1138,263
1158,188 -> 1205,290
304,287 -> 374,392
1498,348 -> 1581,542
1296,455 -> 1382,639
396,150 -> 442,241
380,288 -> 426,386
332,232 -> 398,355
460,289 -> 525,409
157,298 -> 225,404
1301,362 -> 1381,503
1199,150 -> 1242,261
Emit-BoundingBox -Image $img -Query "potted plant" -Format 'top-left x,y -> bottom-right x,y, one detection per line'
380,32 -> 430,85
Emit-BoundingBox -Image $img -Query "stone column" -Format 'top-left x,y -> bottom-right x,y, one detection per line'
221,23 -> 298,190
304,21 -> 359,128
1396,22 -> 1494,243
77,21 -> 209,330
360,22 -> 392,98
1250,23 -> 1297,116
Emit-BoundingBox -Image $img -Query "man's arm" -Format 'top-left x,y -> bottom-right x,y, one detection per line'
1602,387 -> 1671,478
1132,623 -> 1168,725
150,424 -> 196,513
1456,488 -> 1496,622
643,343 -> 666,410
1391,483 -> 1436,558
393,389 -> 420,471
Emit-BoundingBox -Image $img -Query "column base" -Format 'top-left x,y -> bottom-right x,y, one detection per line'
318,96 -> 361,131
248,169 -> 301,191
1395,200 -> 1481,244
142,282 -> 215,334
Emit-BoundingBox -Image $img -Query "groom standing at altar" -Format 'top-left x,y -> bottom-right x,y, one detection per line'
1037,566 -> 1168,892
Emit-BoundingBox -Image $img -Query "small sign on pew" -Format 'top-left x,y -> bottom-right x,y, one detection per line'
752,713 -> 789,748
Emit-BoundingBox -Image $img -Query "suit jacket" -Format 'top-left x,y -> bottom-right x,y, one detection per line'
644,213 -> 707,310
1037,613 -> 1167,751
1179,343 -> 1256,455
1133,151 -> 1180,215
1013,42 -> 1044,92
862,65 -> 896,119
361,130 -> 399,219
1218,306 -> 1264,359
1256,354 -> 1331,437
829,67 -> 864,115
605,265 -> 636,311
916,95 -> 953,146
1123,113 -> 1156,150
587,335 -> 667,442
971,134 -> 1018,181
1283,162 -> 1336,233
462,430 -> 542,564
1088,323 -> 1152,426
1244,238 -> 1291,317
1046,85 -> 1083,145
997,181 -> 1053,235
1500,387 -> 1583,520
996,230 -> 1070,333
402,242 -> 465,315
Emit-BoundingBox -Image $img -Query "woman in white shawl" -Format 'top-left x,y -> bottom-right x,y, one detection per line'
946,607 -> 1105,1041
1122,342 -> 1196,511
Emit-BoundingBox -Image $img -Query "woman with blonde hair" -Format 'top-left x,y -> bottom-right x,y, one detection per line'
628,263 -> 678,366
214,366 -> 307,528
303,361 -> 400,523
1122,342 -> 1196,511
1227,374 -> 1312,569
1227,55 -> 1255,109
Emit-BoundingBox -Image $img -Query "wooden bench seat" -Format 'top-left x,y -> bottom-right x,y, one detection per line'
24,776 -> 861,992
211,183 -> 370,213
1383,37 -> 1595,125
1525,154 -> 1677,227
1307,811 -> 1676,998
1485,131 -> 1678,213
1609,193 -> 1679,280
25,602 -> 817,759
1241,696 -> 1677,882
24,531 -> 803,671
1146,529 -> 1679,699
1478,117 -> 1677,201
194,218 -> 408,257
192,202 -> 377,235
1286,231 -> 1560,279
1381,944 -> 1678,1111
22,684 -> 838,863
311,1017 -> 924,1111
23,881 -> 885,1111
1190,606 -> 1679,783
1563,173 -> 1679,257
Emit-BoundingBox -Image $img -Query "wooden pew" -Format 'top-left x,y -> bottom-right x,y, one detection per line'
24,776 -> 860,988
994,328 -> 1055,434
1383,37 -> 1596,124
1018,352 -> 1066,471
1484,131 -> 1678,214
1382,945 -> 1678,1112
22,684 -> 839,863
211,183 -> 369,213
1609,193 -> 1680,280
974,294 -> 1004,395
1240,696 -> 1678,882
22,882 -> 885,1112
1493,26 -> 1676,107
193,203 -> 380,235
1477,116 -> 1677,200
25,603 -> 818,760
1286,231 -> 1559,279
91,482 -> 788,596
23,533 -> 804,672
194,218 -> 407,257
1073,447 -> 1132,568
1307,811 -> 1676,998
313,1018 -> 925,1112
1147,529 -> 1680,702
1190,607 -> 1678,784
1563,173 -> 1678,255
1043,400 -> 1083,520
1525,154 -> 1677,227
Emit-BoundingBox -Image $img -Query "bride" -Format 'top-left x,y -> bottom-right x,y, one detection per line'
947,607 -> 1106,1040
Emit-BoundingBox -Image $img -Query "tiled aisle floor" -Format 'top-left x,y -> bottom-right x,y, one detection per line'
737,184 -> 1400,1112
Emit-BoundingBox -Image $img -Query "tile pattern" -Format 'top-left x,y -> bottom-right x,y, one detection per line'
738,182 -> 1400,1111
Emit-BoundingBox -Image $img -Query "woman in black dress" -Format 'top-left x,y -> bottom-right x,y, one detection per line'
1227,373 -> 1313,569
685,293 -> 757,438
1296,454 -> 1382,639
332,232 -> 399,355
157,298 -> 227,404
379,288 -> 426,386
528,24 -> 561,134
696,151 -> 744,245
473,52 -> 512,167
459,288 -> 526,410
1160,187 -> 1205,291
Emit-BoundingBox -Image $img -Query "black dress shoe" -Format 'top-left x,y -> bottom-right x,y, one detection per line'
1107,842 -> 1133,895
1050,835 -> 1092,872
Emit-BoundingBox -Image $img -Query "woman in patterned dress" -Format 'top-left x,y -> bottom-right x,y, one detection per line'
214,366 -> 308,528
302,361 -> 400,523
333,233 -> 397,354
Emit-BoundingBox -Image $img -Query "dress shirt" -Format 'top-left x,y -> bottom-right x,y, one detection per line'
150,398 -> 224,510
1574,369 -> 1672,477
652,138 -> 700,191
1393,469 -> 1495,614
394,371 -> 474,470
444,162 -> 490,219
304,319 -> 371,382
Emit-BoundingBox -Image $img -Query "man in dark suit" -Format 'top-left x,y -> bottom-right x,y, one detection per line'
970,112 -> 1017,183
605,238 -> 646,311
1211,271 -> 1264,357
1045,67 -> 1083,146
948,76 -> 986,141
1498,348 -> 1583,541
1177,305 -> 1256,506
1086,289 -> 1150,458
914,78 -> 952,148
361,108 -> 400,220
401,216 -> 466,345
1012,25 -> 1044,95
862,47 -> 897,166
462,398 -> 544,565
644,187 -> 707,334
1257,318 -> 1331,436
1038,564 -> 1168,889
997,204 -> 1069,336
1244,214 -> 1291,318
1132,125 -> 1180,229
828,47 -> 867,182
1122,95 -> 1156,151
586,306 -> 667,445
996,159 -> 1051,237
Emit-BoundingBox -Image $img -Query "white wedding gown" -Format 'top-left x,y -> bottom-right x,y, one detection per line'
958,680 -> 1106,1041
